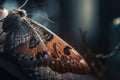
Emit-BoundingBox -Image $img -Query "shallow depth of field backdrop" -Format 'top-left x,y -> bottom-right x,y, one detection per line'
0,0 -> 120,80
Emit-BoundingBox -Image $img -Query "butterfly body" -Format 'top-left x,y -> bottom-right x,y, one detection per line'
1,8 -> 90,80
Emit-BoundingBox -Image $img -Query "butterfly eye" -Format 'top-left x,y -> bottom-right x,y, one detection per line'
19,11 -> 24,16
19,11 -> 25,17
17,9 -> 27,17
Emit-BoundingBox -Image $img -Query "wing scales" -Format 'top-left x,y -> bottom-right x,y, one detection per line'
28,18 -> 90,74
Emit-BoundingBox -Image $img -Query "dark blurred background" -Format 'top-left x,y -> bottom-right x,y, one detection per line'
1,0 -> 120,80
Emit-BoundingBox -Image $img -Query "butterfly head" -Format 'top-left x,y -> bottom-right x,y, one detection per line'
11,0 -> 28,18
10,9 -> 27,19
1,8 -> 28,33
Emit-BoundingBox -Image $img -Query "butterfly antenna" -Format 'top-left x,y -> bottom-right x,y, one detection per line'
18,0 -> 29,9
40,15 -> 54,24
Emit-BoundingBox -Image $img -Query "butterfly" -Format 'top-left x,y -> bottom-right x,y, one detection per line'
0,0 -> 90,79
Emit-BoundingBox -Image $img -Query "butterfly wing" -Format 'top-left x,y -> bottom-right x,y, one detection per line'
3,15 -> 65,79
28,18 -> 90,74
3,13 -> 90,75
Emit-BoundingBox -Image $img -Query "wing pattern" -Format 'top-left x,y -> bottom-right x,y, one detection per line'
3,17 -> 90,80
28,18 -> 90,74
3,18 -> 63,80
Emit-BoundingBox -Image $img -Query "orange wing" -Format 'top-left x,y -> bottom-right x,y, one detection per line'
45,33 -> 90,74
29,19 -> 90,74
